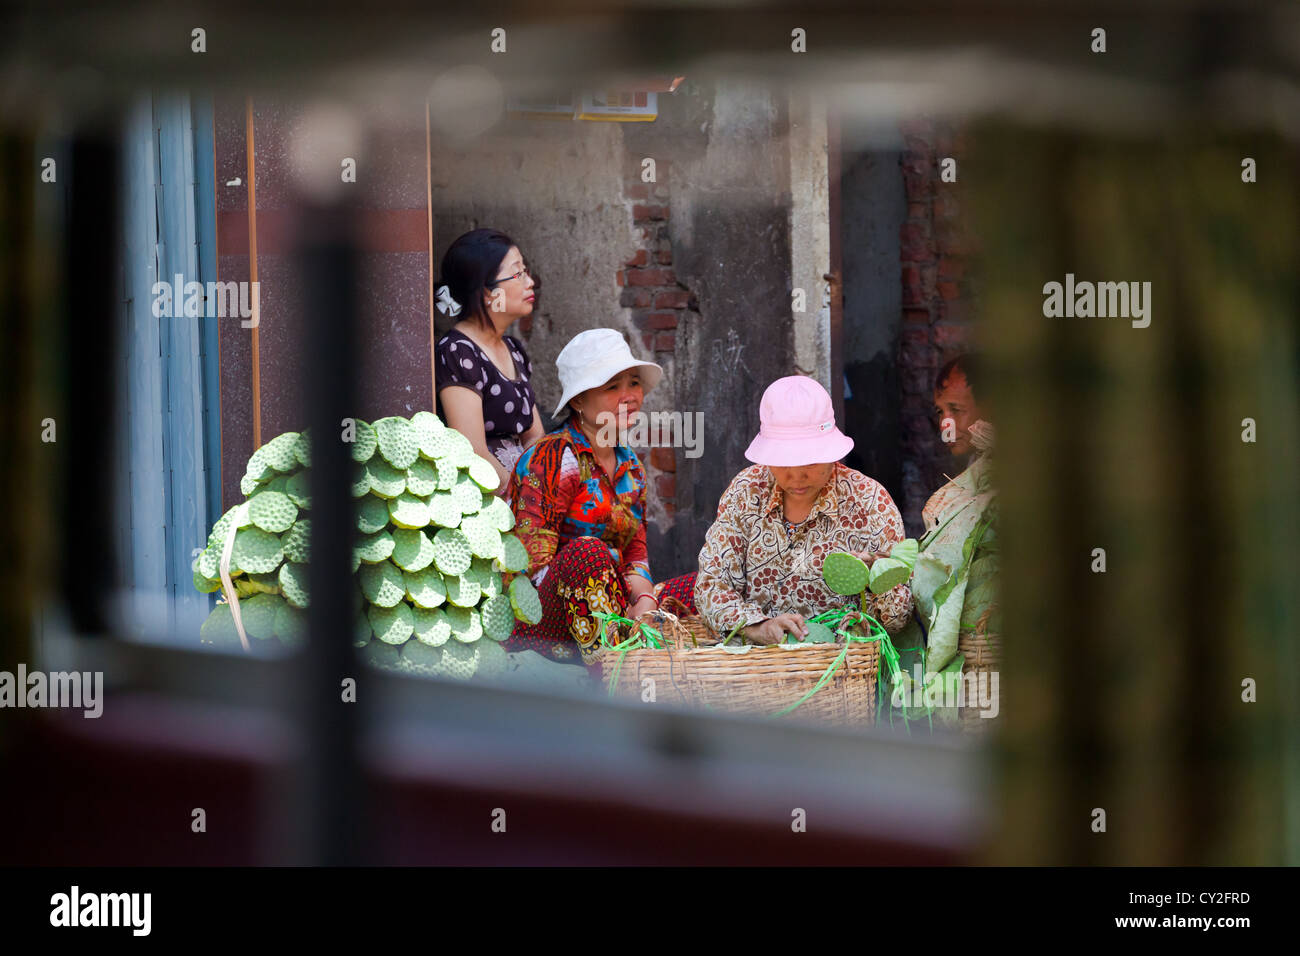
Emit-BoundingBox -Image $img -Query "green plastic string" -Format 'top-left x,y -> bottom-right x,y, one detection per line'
594,610 -> 663,698
769,608 -> 895,718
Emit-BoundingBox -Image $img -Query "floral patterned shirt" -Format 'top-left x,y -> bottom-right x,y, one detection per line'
695,462 -> 913,635
508,419 -> 652,587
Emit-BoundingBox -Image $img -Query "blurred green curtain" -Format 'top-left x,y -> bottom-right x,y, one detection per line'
970,127 -> 1299,865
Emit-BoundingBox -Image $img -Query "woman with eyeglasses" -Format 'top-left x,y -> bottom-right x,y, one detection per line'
434,229 -> 544,492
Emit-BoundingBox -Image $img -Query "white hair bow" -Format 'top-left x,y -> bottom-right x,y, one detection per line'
435,284 -> 461,317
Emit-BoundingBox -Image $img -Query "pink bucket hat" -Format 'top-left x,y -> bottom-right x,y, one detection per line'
744,375 -> 854,466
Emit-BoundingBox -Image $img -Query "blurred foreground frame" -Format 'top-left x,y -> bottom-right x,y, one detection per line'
1,1 -> 1297,865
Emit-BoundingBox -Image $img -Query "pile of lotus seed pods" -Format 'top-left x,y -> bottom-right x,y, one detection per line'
194,411 -> 543,680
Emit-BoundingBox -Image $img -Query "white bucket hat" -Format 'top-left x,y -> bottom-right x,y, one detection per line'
553,328 -> 663,417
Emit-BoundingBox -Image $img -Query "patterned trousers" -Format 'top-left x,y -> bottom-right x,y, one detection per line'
504,536 -> 697,671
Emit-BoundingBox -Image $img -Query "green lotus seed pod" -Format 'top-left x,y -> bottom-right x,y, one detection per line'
804,621 -> 838,643
241,592 -> 285,640
412,606 -> 452,646
868,556 -> 911,594
353,609 -> 372,647
285,470 -> 311,510
451,475 -> 483,515
244,447 -> 275,482
495,534 -> 530,574
349,462 -> 372,498
405,458 -> 438,497
349,419 -> 378,463
199,603 -> 241,648
440,639 -> 478,680
361,639 -> 400,668
246,571 -> 281,595
479,593 -> 515,642
459,513 -> 502,561
278,561 -> 310,608
358,560 -> 406,607
232,527 -> 285,574
193,566 -> 222,594
445,574 -> 481,608
264,474 -> 290,495
481,495 -> 516,533
240,473 -> 262,497
442,430 -> 476,468
369,601 -> 414,645
435,457 -> 458,491
354,530 -> 395,565
419,430 -> 452,462
474,638 -> 507,679
206,504 -> 244,550
292,429 -> 312,468
366,458 -> 408,499
373,416 -> 419,470
391,527 -> 435,572
466,558 -> 498,599
388,493 -> 431,529
411,410 -> 446,453
354,495 -> 388,535
822,552 -> 869,596
276,602 -> 307,645
432,528 -> 472,576
260,432 -> 302,472
281,519 -> 311,564
404,566 -> 447,609
400,638 -> 444,677
248,490 -> 299,533
198,544 -> 223,581
428,491 -> 461,529
508,575 -> 543,625
467,455 -> 500,491
445,605 -> 482,643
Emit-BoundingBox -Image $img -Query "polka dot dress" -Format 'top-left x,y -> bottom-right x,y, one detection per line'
435,328 -> 537,463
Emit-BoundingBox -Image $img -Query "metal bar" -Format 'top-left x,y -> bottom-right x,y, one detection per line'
62,129 -> 120,634
292,200 -> 365,865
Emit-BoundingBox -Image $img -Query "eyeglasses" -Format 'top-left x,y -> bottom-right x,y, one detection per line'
489,264 -> 530,286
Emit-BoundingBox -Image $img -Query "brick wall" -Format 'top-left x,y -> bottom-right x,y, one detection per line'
617,153 -> 700,520
896,118 -> 978,533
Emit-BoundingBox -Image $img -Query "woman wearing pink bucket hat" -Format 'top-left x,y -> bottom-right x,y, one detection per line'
695,375 -> 913,645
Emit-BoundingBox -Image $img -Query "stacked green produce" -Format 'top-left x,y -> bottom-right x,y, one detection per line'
193,411 -> 543,680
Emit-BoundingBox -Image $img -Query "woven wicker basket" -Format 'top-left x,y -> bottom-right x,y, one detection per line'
956,630 -> 1001,732
601,608 -> 880,725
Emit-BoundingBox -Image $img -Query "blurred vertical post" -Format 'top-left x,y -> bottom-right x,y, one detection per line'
969,125 -> 1300,865
287,194 -> 366,865
61,133 -> 120,635
0,131 -> 40,694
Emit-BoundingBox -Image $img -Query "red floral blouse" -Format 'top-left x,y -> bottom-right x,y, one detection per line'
507,419 -> 652,587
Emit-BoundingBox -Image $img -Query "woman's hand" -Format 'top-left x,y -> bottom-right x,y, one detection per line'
628,592 -> 659,618
743,613 -> 808,646
854,540 -> 894,568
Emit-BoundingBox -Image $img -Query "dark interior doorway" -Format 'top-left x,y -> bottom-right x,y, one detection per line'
835,124 -> 908,507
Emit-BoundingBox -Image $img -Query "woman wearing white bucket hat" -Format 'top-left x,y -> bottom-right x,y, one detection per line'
695,375 -> 914,645
504,329 -> 698,668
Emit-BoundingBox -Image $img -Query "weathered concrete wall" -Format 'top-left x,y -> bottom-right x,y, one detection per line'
627,79 -> 797,577
787,91 -> 833,384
